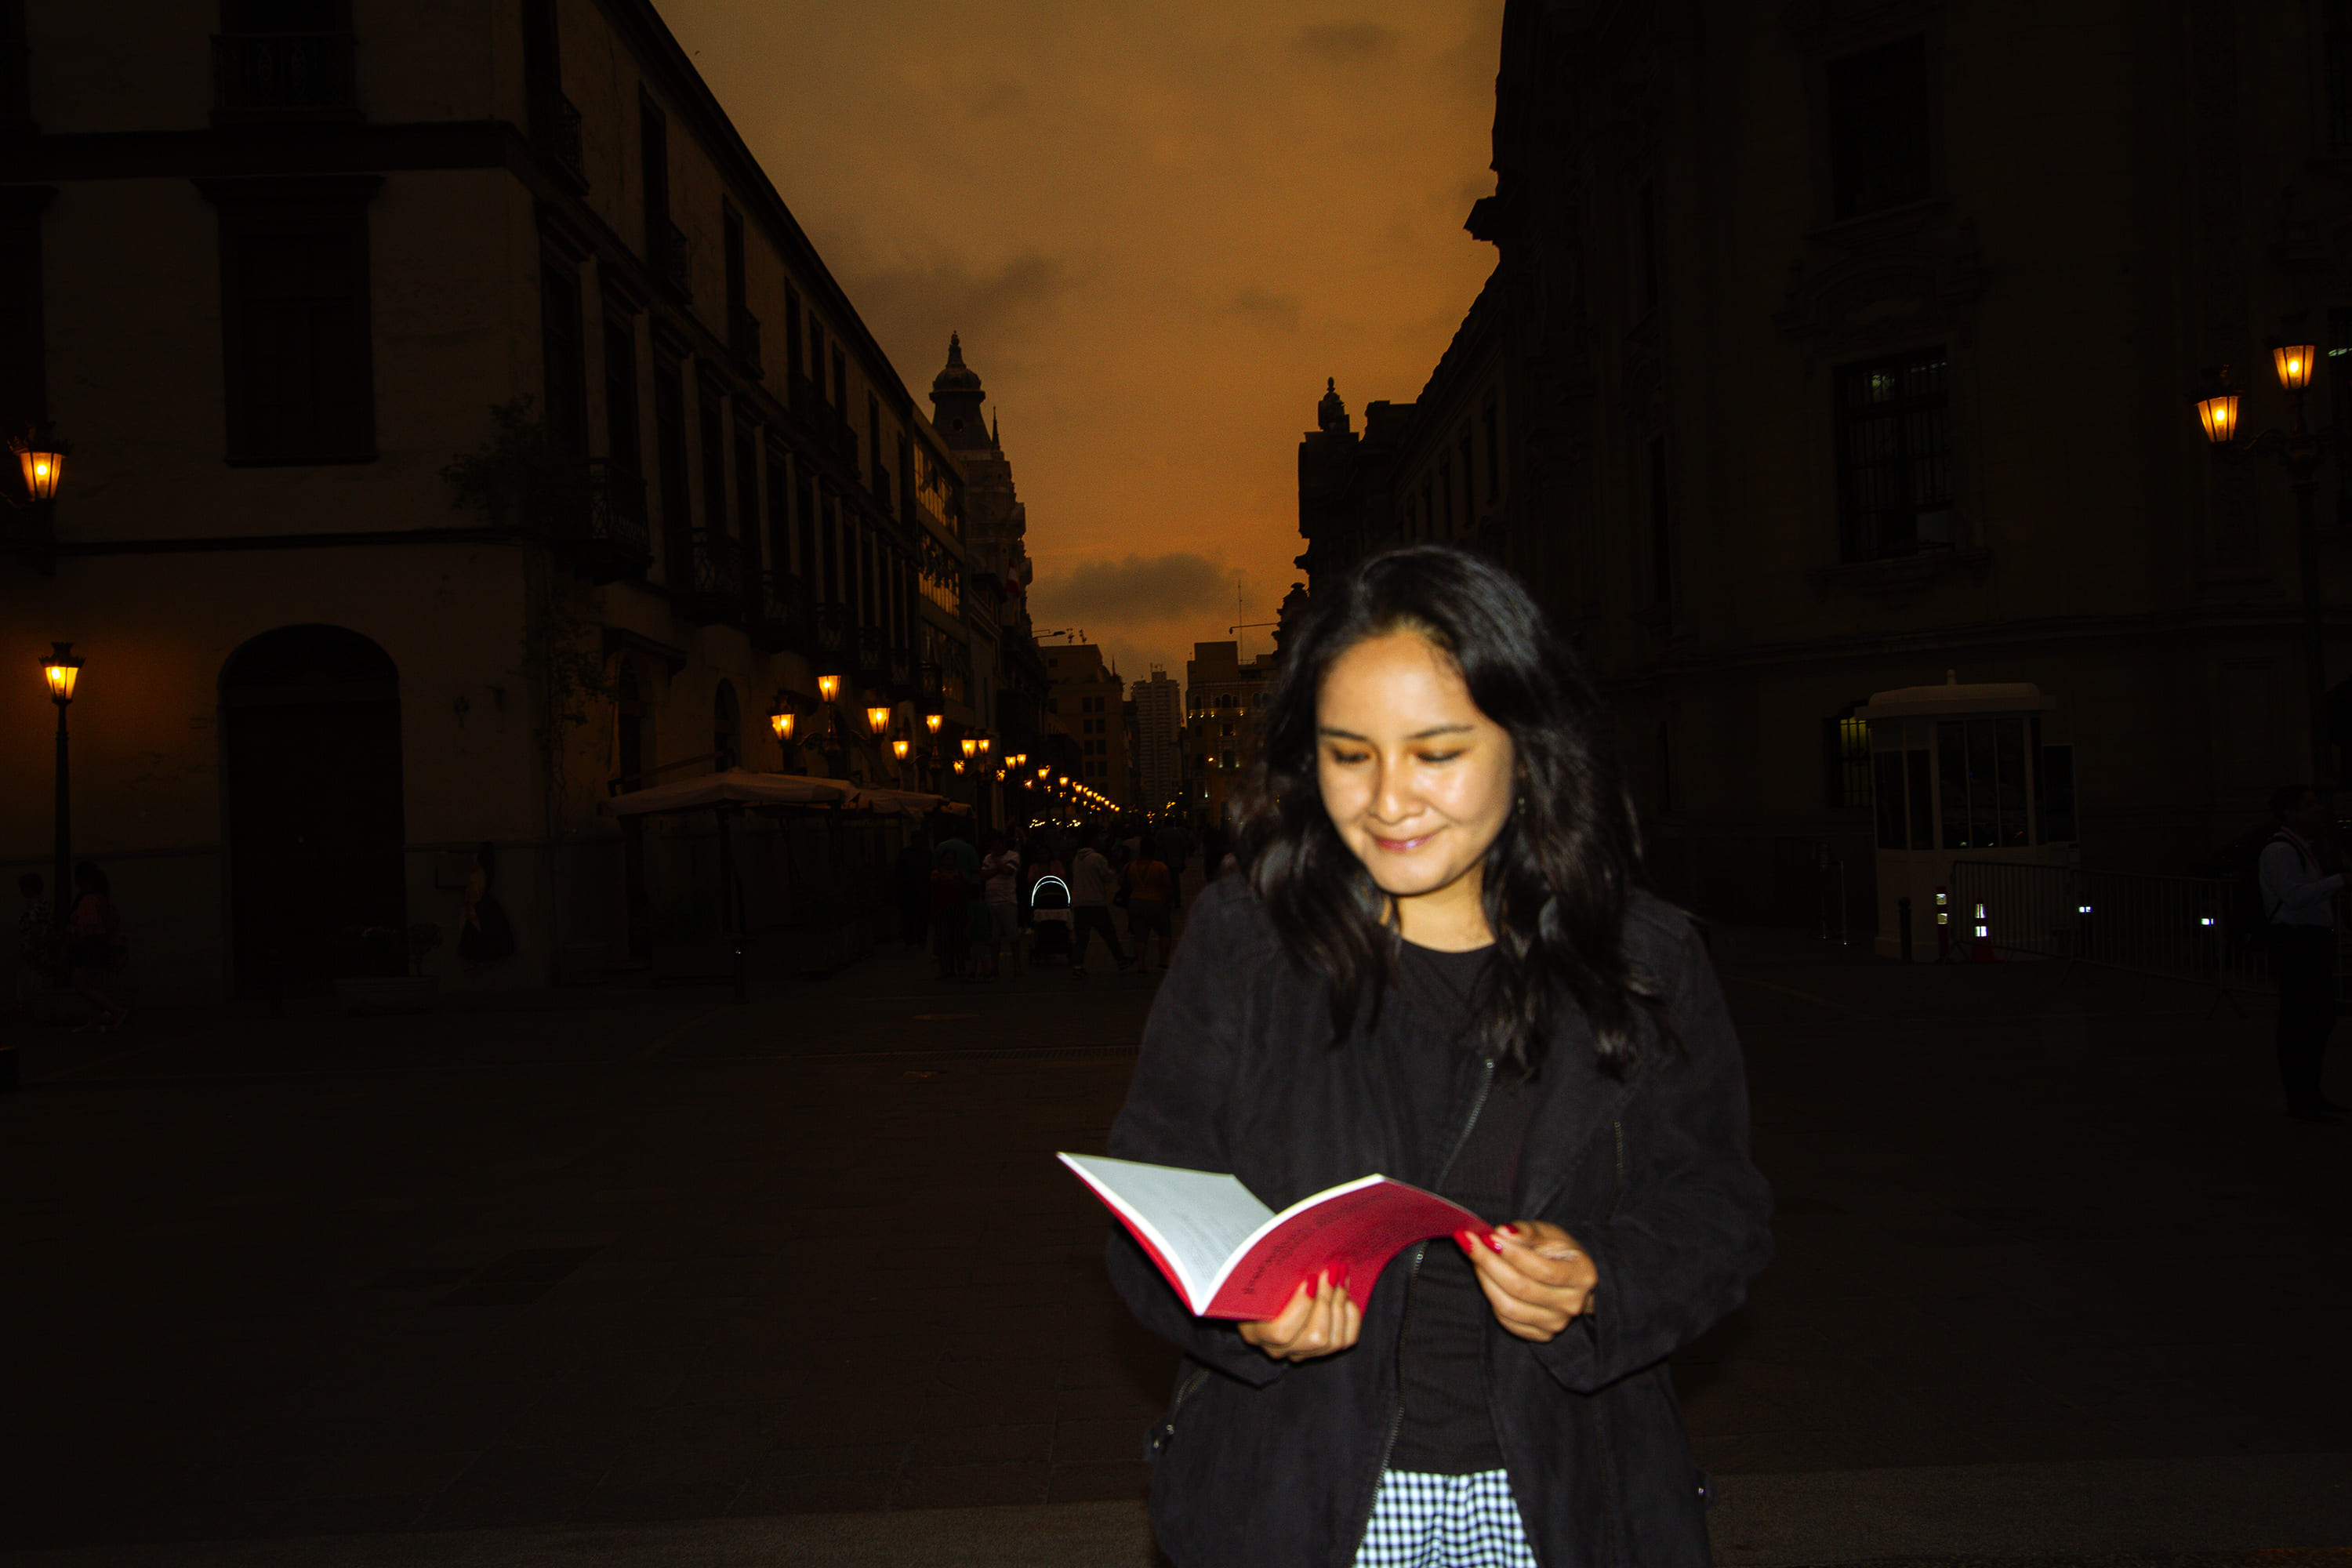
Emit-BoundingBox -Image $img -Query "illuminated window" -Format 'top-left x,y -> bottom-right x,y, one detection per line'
1822,705 -> 1871,810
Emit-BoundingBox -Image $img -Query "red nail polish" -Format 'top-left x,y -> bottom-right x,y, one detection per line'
1485,1232 -> 1505,1253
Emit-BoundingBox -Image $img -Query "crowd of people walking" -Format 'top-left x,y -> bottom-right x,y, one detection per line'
896,818 -> 1221,982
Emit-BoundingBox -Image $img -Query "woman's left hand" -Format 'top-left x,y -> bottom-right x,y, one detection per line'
1459,1221 -> 1599,1343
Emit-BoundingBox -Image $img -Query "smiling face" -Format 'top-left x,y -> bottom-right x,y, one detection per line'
1316,630 -> 1516,949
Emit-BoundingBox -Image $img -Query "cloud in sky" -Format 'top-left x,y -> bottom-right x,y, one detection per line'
1290,20 -> 1402,63
661,0 -> 1504,677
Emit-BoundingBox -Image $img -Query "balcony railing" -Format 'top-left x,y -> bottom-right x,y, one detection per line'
855,626 -> 887,677
677,531 -> 743,625
212,31 -> 357,121
729,307 -> 763,379
750,570 -> 803,652
813,601 -> 851,659
543,459 -> 650,583
531,88 -> 585,186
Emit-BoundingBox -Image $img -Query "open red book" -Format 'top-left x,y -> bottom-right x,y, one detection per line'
1059,1152 -> 1483,1320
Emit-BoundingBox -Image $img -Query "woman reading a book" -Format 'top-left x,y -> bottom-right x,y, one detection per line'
1105,545 -> 1773,1567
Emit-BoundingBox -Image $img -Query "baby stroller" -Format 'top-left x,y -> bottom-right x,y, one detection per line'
1028,873 -> 1074,964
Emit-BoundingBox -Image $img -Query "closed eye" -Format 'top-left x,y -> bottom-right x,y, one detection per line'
1325,748 -> 1371,765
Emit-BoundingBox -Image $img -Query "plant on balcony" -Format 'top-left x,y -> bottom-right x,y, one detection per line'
441,397 -> 594,533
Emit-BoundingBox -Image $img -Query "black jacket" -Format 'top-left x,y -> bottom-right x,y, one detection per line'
1106,878 -> 1773,1567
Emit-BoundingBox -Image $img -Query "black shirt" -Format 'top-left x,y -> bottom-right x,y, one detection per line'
1386,940 -> 1540,1474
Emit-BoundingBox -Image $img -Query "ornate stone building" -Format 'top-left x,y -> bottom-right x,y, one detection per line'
0,0 -> 1042,1001
1299,1 -> 2352,924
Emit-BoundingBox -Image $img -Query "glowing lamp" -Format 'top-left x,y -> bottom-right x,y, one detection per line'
961,737 -> 978,760
953,759 -> 966,773
43,641 -> 82,704
817,674 -> 842,702
771,710 -> 795,742
1037,764 -> 1051,779
891,739 -> 910,760
978,736 -> 992,755
13,433 -> 67,503
924,712 -> 943,735
2195,390 -> 2241,445
866,705 -> 891,736
2274,343 -> 2319,392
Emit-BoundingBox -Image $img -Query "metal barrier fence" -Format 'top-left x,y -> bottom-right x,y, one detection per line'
1945,859 -> 2281,1001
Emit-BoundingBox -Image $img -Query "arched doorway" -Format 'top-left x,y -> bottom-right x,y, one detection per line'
220,626 -> 407,996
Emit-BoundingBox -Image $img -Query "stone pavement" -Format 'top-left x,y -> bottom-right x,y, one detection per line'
2,915 -> 2347,1566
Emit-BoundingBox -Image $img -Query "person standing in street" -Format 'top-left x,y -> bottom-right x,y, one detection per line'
980,833 -> 1025,978
1104,546 -> 1770,1568
1069,829 -> 1131,978
2263,784 -> 2348,1123
1122,837 -> 1177,971
64,861 -> 129,1033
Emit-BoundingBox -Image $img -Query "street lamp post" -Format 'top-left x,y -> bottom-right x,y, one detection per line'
2196,338 -> 2335,786
43,642 -> 82,951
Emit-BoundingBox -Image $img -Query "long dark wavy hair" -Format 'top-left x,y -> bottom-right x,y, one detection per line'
1235,546 -> 1662,1078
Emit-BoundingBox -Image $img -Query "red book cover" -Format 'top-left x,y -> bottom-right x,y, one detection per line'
1060,1153 -> 1483,1320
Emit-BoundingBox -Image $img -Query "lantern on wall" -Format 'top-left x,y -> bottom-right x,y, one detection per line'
12,430 -> 67,503
2274,342 -> 2319,392
817,674 -> 842,702
866,705 -> 891,736
42,641 -> 82,704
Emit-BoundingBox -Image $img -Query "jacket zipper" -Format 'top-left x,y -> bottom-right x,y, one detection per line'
1347,1054 -> 1496,1562
1147,1363 -> 1214,1459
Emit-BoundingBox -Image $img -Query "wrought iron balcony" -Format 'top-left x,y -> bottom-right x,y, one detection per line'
855,625 -> 887,677
544,459 -> 651,583
750,569 -> 803,652
212,31 -> 357,121
531,89 -> 585,186
729,307 -> 763,379
813,601 -> 851,658
677,531 -> 744,626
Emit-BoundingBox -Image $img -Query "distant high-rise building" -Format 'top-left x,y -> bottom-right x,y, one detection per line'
1044,642 -> 1130,807
1185,641 -> 1277,824
1132,669 -> 1185,812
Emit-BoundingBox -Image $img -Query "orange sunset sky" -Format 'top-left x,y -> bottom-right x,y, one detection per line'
658,0 -> 1507,684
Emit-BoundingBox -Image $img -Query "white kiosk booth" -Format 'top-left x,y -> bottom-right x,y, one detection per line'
1857,674 -> 2078,960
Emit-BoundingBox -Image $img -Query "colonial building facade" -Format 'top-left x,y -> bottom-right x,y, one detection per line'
1184,640 -> 1276,825
0,0 -> 1039,1002
1298,1 -> 2350,924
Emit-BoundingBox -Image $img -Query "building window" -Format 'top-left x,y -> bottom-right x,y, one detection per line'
602,305 -> 640,480
204,176 -> 380,465
698,376 -> 728,546
831,344 -> 847,410
1826,33 -> 1930,220
1834,347 -> 1953,562
539,258 -> 586,459
213,0 -> 356,123
735,421 -> 760,560
653,354 -> 688,580
1824,706 -> 1871,810
1936,717 -> 2031,850
765,445 -> 791,590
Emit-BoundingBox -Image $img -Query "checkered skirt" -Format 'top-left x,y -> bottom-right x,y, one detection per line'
1352,1468 -> 1538,1568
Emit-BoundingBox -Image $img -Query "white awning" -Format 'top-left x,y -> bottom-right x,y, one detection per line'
599,768 -> 854,816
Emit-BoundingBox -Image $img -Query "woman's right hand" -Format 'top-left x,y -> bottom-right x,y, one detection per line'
1237,1271 -> 1362,1362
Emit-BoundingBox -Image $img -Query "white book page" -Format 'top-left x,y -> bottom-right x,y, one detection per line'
1058,1153 -> 1272,1310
